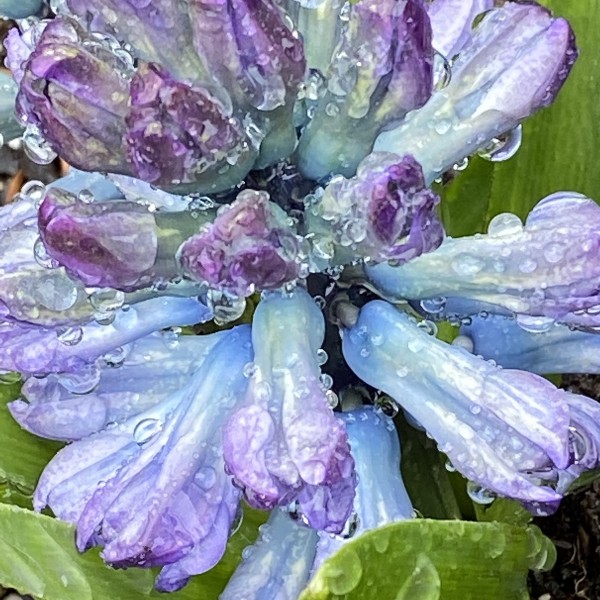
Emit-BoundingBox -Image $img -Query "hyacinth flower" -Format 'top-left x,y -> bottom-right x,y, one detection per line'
304,152 -> 444,267
295,0 -> 434,180
315,406 -> 413,566
223,287 -> 356,533
340,300 -> 599,511
374,1 -> 576,182
367,193 -> 600,329
9,329 -> 228,440
33,325 -> 253,592
220,508 -> 318,600
461,314 -> 600,375
0,295 -> 212,375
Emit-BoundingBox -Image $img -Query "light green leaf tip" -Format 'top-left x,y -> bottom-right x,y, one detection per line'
301,520 -> 555,600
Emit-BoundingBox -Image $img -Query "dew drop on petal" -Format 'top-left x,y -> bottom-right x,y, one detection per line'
133,418 -> 163,445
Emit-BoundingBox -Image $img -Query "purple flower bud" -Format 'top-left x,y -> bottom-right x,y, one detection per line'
33,326 -> 252,591
306,153 -> 444,264
367,193 -> 600,329
462,315 -> 600,375
38,187 -> 203,291
125,62 -> 257,192
428,0 -> 494,59
342,300 -> 580,511
221,509 -> 317,600
297,0 -> 434,179
223,287 -> 356,533
375,1 -> 577,182
190,0 -> 306,112
315,406 -> 413,567
14,17 -> 132,173
0,296 -> 212,375
179,190 -> 300,296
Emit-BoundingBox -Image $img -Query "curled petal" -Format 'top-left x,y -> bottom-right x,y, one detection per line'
428,0 -> 494,59
179,189 -> 300,296
368,193 -> 600,329
223,287 -> 356,532
375,1 -> 577,182
306,152 -> 443,264
297,0 -> 433,179
220,509 -> 317,600
34,326 -> 252,590
342,300 -> 574,509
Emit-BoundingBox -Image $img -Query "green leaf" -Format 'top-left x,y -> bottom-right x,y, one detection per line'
474,498 -> 533,527
395,414 -> 462,520
0,382 -> 63,496
0,503 -> 266,600
300,520 -> 556,600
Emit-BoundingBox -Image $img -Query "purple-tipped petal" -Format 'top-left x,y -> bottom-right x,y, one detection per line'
223,287 -> 356,533
342,301 -> 575,509
10,331 -> 226,440
125,62 -> 256,192
34,326 -> 252,589
368,193 -> 600,329
375,1 -> 577,182
306,152 -> 443,264
315,406 -> 413,567
15,17 -> 132,174
428,0 -> 494,59
297,0 -> 434,179
179,189 -> 300,296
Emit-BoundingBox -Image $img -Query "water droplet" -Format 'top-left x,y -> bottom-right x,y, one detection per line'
102,346 -> 127,367
58,363 -> 101,394
477,125 -> 522,162
417,320 -> 437,336
466,482 -> 496,505
515,314 -> 554,333
133,418 -> 163,444
243,362 -> 257,378
420,297 -> 446,315
451,254 -> 484,276
452,335 -> 474,353
313,295 -> 326,310
325,389 -> 339,408
194,466 -> 217,491
21,180 -> 46,205
569,426 -> 588,464
206,289 -> 246,325
487,213 -> 523,237
56,326 -> 83,346
452,157 -> 469,172
33,237 -> 59,269
229,503 -> 244,536
375,396 -> 400,418
253,380 -> 272,402
160,326 -> 181,349
77,189 -> 95,204
433,51 -> 451,90
445,460 -> 456,473
325,102 -> 340,117
319,373 -> 333,390
23,125 -> 57,165
339,512 -> 359,539
316,348 -> 328,366
89,288 -> 125,313
543,242 -> 565,264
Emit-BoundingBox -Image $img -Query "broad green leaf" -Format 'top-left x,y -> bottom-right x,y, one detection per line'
301,520 -> 556,600
0,382 -> 63,495
0,503 -> 266,600
395,414 -> 462,520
